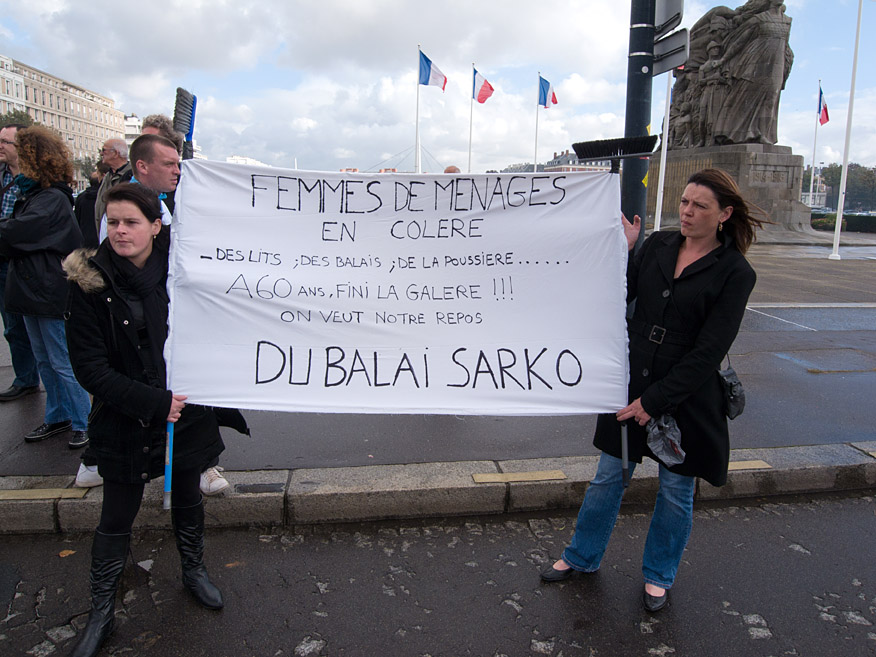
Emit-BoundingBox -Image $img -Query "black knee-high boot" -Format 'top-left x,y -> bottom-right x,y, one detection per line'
69,531 -> 130,657
171,499 -> 223,610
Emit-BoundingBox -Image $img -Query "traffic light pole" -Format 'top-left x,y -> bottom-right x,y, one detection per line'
622,0 -> 656,251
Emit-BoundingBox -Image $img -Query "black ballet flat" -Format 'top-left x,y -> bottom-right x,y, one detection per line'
540,562 -> 575,582
643,588 -> 669,612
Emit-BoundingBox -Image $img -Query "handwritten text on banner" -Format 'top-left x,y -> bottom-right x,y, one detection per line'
166,161 -> 629,415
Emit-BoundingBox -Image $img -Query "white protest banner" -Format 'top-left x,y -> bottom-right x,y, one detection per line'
166,161 -> 629,415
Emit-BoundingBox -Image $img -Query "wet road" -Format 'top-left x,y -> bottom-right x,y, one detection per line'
1,492 -> 874,656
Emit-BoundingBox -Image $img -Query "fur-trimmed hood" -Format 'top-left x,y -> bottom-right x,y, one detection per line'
62,248 -> 105,293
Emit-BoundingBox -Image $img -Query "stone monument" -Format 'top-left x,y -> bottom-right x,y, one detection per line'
647,0 -> 811,230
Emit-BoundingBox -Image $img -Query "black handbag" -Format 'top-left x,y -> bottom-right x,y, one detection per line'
719,356 -> 745,419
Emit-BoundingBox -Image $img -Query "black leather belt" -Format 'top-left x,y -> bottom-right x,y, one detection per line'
627,318 -> 694,346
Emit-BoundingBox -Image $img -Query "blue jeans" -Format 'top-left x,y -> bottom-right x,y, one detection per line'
22,316 -> 90,431
0,261 -> 39,388
562,452 -> 696,589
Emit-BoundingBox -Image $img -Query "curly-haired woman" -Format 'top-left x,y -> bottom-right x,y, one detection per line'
0,125 -> 90,448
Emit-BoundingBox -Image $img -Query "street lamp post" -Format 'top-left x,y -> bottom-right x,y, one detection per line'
829,0 -> 865,260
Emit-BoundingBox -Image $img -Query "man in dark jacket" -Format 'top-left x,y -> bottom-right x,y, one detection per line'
74,168 -> 104,248
0,123 -> 40,401
93,139 -> 132,235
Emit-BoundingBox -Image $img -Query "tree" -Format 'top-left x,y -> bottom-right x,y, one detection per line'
0,109 -> 34,129
815,163 -> 876,211
73,155 -> 97,179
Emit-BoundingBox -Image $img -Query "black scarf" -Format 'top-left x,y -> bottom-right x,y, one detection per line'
108,239 -> 169,386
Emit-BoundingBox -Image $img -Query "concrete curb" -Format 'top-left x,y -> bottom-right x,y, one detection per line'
1,441 -> 874,534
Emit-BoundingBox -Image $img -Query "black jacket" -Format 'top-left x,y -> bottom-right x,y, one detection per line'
593,230 -> 756,486
63,229 -> 234,484
0,183 -> 82,318
74,180 -> 100,248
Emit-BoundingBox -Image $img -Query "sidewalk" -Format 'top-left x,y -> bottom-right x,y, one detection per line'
1,238 -> 874,534
2,439 -> 875,534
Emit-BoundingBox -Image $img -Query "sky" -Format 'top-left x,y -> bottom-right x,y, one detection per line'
0,0 -> 873,173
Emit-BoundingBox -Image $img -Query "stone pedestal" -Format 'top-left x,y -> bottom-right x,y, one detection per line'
646,144 -> 812,231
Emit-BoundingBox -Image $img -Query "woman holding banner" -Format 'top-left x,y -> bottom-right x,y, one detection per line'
541,169 -> 764,612
64,183 -> 234,657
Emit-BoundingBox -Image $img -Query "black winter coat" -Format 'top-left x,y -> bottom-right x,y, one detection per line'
63,229 -> 226,484
0,183 -> 82,318
593,230 -> 756,486
73,180 -> 100,248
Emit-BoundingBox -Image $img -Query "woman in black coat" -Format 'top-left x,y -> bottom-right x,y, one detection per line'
64,183 -> 226,657
0,125 -> 91,448
541,169 -> 764,612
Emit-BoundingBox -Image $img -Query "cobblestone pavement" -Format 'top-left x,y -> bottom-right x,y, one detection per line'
2,493 -> 874,656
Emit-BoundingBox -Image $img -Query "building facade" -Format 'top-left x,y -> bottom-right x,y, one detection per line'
1,54 -> 125,163
543,149 -> 610,173
124,114 -> 142,146
0,55 -> 26,116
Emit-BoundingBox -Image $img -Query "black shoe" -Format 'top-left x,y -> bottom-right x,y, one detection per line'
172,499 -> 224,610
643,588 -> 669,613
69,531 -> 130,657
540,561 -> 576,582
24,420 -> 72,442
69,430 -> 89,449
0,384 -> 39,401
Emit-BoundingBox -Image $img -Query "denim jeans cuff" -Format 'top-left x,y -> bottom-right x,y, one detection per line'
643,576 -> 673,590
560,550 -> 600,574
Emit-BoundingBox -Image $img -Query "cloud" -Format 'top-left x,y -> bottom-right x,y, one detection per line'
2,0 -> 874,173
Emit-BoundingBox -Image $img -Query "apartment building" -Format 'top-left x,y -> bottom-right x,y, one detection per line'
1,54 -> 125,162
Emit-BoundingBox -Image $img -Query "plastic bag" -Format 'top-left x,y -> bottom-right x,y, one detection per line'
646,414 -> 686,467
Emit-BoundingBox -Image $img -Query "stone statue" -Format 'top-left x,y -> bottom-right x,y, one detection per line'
697,41 -> 730,146
667,0 -> 794,149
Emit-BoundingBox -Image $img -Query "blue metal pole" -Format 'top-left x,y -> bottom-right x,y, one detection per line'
163,422 -> 174,510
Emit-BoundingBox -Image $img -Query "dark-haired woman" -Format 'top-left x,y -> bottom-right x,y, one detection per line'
64,183 -> 233,657
0,125 -> 91,448
541,168 -> 764,612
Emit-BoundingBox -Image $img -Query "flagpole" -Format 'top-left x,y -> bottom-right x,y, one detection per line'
534,73 -> 540,171
808,79 -> 821,208
468,63 -> 474,174
415,45 -> 422,174
654,71 -> 673,232
830,0 -> 863,261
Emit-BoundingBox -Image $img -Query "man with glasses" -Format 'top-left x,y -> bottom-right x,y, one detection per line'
0,123 -> 40,401
93,139 -> 132,234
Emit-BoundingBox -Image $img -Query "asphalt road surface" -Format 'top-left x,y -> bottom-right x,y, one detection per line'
1,492 -> 874,656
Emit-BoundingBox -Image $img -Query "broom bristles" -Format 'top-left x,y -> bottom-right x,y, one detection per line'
572,136 -> 658,162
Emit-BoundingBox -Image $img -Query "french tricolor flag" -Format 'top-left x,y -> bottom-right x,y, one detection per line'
473,69 -> 495,104
419,51 -> 447,91
538,75 -> 558,108
818,86 -> 830,125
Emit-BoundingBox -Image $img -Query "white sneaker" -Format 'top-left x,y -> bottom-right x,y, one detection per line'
200,466 -> 230,496
74,463 -> 103,488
